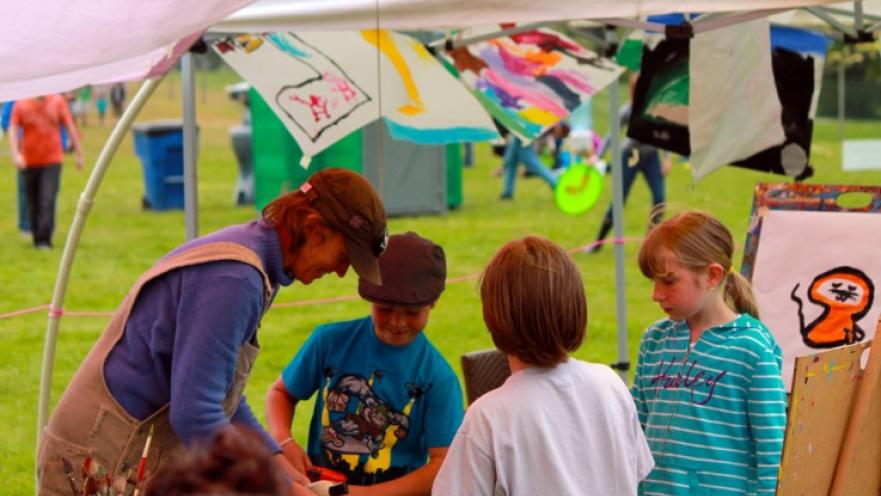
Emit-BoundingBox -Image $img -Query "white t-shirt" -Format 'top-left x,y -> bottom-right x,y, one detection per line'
433,359 -> 653,496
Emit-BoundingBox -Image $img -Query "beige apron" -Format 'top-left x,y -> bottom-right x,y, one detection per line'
37,242 -> 273,495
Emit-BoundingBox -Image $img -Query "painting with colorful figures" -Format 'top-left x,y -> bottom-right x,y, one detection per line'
749,208 -> 881,390
215,31 -> 498,158
443,28 -> 622,143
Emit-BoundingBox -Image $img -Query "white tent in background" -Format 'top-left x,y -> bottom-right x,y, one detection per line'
12,2 -> 881,489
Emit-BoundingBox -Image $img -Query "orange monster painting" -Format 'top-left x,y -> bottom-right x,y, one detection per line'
790,266 -> 875,348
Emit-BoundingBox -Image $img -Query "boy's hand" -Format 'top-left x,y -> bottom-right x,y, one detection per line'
282,439 -> 314,475
75,154 -> 84,170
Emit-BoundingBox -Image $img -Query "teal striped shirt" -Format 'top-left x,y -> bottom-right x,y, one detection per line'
631,314 -> 787,495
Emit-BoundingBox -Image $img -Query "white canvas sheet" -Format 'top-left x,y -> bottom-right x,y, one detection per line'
751,210 -> 881,390
688,18 -> 786,181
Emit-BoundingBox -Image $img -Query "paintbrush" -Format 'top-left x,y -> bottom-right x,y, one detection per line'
61,457 -> 80,496
132,424 -> 154,496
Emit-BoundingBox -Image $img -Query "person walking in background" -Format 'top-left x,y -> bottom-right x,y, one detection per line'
94,85 -> 109,127
589,73 -> 671,253
110,82 -> 127,118
631,211 -> 786,494
74,85 -> 92,127
2,101 -> 31,237
8,94 -> 84,249
499,136 -> 558,200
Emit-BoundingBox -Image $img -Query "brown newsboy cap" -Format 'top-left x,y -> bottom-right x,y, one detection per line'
358,232 -> 446,307
299,168 -> 388,285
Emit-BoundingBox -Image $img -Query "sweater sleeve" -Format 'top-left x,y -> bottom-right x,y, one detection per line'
168,272 -> 264,445
231,395 -> 282,453
746,343 -> 787,493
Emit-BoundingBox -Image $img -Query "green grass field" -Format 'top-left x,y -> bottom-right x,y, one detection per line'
1,67 -> 879,493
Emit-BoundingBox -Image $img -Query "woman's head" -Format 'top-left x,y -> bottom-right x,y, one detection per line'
264,168 -> 387,285
638,211 -> 759,319
480,236 -> 586,367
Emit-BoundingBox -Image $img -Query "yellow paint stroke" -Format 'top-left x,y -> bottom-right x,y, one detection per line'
407,38 -> 433,62
519,107 -> 559,126
361,30 -> 424,116
805,360 -> 850,379
235,34 -> 263,53
364,396 -> 416,474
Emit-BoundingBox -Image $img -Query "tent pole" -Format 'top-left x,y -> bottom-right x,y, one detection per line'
35,75 -> 165,491
806,7 -> 859,37
838,59 -> 845,140
182,52 -> 200,240
606,27 -> 629,383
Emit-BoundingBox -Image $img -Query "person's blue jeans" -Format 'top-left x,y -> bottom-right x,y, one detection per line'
501,138 -> 557,198
16,169 -> 30,232
597,146 -> 665,242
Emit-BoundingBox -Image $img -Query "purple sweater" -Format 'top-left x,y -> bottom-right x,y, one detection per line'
104,220 -> 292,452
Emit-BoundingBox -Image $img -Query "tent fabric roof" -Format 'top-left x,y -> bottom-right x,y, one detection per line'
1,0 -> 255,101
0,0 -> 859,101
211,0 -> 849,32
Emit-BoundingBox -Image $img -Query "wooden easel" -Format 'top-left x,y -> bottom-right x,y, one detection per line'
776,316 -> 881,495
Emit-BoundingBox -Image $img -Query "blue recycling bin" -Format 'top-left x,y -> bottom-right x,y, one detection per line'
132,120 -> 187,210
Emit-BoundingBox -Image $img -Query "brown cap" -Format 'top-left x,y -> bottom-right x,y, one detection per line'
299,168 -> 388,285
359,232 -> 446,307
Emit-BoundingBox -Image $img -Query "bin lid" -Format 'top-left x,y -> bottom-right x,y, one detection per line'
132,119 -> 185,135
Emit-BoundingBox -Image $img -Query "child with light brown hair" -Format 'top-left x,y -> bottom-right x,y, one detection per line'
631,211 -> 786,495
433,236 -> 653,496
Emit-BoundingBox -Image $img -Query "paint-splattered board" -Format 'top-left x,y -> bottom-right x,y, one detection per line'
829,317 -> 881,495
777,340 -> 872,495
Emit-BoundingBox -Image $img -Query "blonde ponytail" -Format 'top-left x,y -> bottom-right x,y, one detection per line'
725,270 -> 760,319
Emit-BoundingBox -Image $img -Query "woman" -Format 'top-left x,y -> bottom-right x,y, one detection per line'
37,168 -> 388,496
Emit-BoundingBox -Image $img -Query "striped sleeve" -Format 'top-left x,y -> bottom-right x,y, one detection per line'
631,326 -> 655,429
746,342 -> 787,493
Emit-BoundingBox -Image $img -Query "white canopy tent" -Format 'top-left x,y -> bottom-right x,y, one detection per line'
11,1 -> 880,488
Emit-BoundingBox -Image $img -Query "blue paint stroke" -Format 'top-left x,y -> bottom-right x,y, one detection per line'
384,119 -> 499,144
267,33 -> 310,58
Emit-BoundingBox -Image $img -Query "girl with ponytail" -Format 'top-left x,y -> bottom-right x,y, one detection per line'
630,211 -> 787,495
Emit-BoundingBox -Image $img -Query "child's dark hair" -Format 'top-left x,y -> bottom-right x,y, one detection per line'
638,211 -> 760,318
480,236 -> 586,367
145,426 -> 287,495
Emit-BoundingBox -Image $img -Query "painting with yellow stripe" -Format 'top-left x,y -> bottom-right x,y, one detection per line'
214,30 -> 499,158
443,27 -> 623,144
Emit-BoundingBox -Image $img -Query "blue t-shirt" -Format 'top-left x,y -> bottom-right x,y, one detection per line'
282,316 -> 464,485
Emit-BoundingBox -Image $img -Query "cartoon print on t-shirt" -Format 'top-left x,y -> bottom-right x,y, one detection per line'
321,374 -> 411,457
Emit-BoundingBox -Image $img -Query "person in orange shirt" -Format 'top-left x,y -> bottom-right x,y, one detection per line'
8,94 -> 84,249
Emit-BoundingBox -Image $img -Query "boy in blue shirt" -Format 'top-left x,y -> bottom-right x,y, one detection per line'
266,232 -> 464,496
